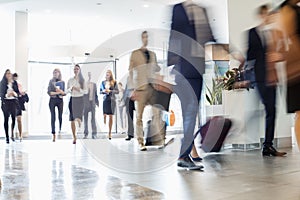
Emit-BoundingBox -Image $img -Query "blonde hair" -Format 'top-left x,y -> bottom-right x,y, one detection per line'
106,70 -> 116,86
53,68 -> 62,81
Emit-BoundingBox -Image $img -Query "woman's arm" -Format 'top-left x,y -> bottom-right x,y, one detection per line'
100,82 -> 106,94
48,80 -> 62,96
112,82 -> 119,95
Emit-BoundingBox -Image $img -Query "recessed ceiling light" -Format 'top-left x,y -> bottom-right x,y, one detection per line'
143,4 -> 149,8
96,2 -> 102,6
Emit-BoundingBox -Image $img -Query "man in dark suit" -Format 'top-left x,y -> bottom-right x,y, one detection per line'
246,5 -> 286,156
168,1 -> 215,169
124,82 -> 135,141
83,72 -> 99,139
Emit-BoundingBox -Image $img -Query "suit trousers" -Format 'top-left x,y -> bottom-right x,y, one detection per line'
83,101 -> 97,136
125,97 -> 135,137
256,83 -> 276,147
173,74 -> 203,159
134,85 -> 159,144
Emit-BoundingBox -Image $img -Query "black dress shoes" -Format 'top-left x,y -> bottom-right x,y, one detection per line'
262,146 -> 287,157
177,156 -> 204,170
125,136 -> 133,141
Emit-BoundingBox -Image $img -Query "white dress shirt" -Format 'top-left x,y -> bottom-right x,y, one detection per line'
67,77 -> 87,97
5,83 -> 17,99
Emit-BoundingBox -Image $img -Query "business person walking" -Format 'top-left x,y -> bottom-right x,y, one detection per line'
47,68 -> 65,142
100,70 -> 119,140
168,1 -> 215,169
246,5 -> 286,156
83,72 -> 99,139
67,64 -> 87,144
0,70 -> 19,144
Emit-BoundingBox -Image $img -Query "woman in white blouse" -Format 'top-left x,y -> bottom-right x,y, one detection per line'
67,64 -> 87,144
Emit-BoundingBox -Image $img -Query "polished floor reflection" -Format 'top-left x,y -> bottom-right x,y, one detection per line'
0,136 -> 300,200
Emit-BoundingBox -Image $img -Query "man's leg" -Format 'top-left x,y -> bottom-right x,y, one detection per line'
83,106 -> 89,137
57,99 -> 63,133
125,98 -> 134,140
135,90 -> 148,150
128,98 -> 135,137
257,84 -> 286,156
172,74 -> 203,168
91,103 -> 97,137
263,87 -> 276,147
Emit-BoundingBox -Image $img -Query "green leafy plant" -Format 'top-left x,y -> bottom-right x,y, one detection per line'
206,78 -> 224,105
206,68 -> 240,105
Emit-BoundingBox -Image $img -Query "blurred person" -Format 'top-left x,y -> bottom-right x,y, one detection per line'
128,31 -> 160,151
0,70 -> 19,144
246,5 -> 286,156
280,0 -> 300,147
117,82 -> 126,133
168,1 -> 217,169
83,72 -> 99,139
123,81 -> 135,141
67,64 -> 87,144
13,73 -> 29,142
47,68 -> 65,142
100,70 -> 119,140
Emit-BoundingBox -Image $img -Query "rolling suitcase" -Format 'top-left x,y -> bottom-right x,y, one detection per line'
195,116 -> 232,152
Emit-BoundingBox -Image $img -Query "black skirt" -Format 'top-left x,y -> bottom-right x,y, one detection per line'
287,82 -> 300,113
103,99 -> 116,115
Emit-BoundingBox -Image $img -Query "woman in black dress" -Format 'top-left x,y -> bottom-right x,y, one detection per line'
0,70 -> 19,143
100,70 -> 119,139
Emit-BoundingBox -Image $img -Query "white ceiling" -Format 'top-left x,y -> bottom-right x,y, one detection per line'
1,0 -> 229,59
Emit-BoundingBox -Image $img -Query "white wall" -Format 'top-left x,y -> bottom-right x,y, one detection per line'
0,9 -> 15,135
0,8 -> 15,69
227,0 -> 272,54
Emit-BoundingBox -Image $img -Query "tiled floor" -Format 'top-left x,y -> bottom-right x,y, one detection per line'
0,134 -> 300,200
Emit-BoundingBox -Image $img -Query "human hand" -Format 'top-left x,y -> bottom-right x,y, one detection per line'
72,87 -> 80,92
8,91 -> 15,97
130,91 -> 138,101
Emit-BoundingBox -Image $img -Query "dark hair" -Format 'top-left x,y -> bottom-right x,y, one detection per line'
13,73 -> 18,78
1,69 -> 11,88
141,31 -> 148,37
258,4 -> 269,15
74,64 -> 85,89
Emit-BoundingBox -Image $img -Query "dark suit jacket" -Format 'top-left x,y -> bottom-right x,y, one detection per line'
246,27 -> 267,83
84,82 -> 99,107
0,80 -> 19,100
168,3 -> 215,79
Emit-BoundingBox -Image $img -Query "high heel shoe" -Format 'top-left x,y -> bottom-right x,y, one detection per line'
6,138 -> 9,144
73,139 -> 77,144
19,137 -> 23,142
11,137 -> 15,142
52,134 -> 56,142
